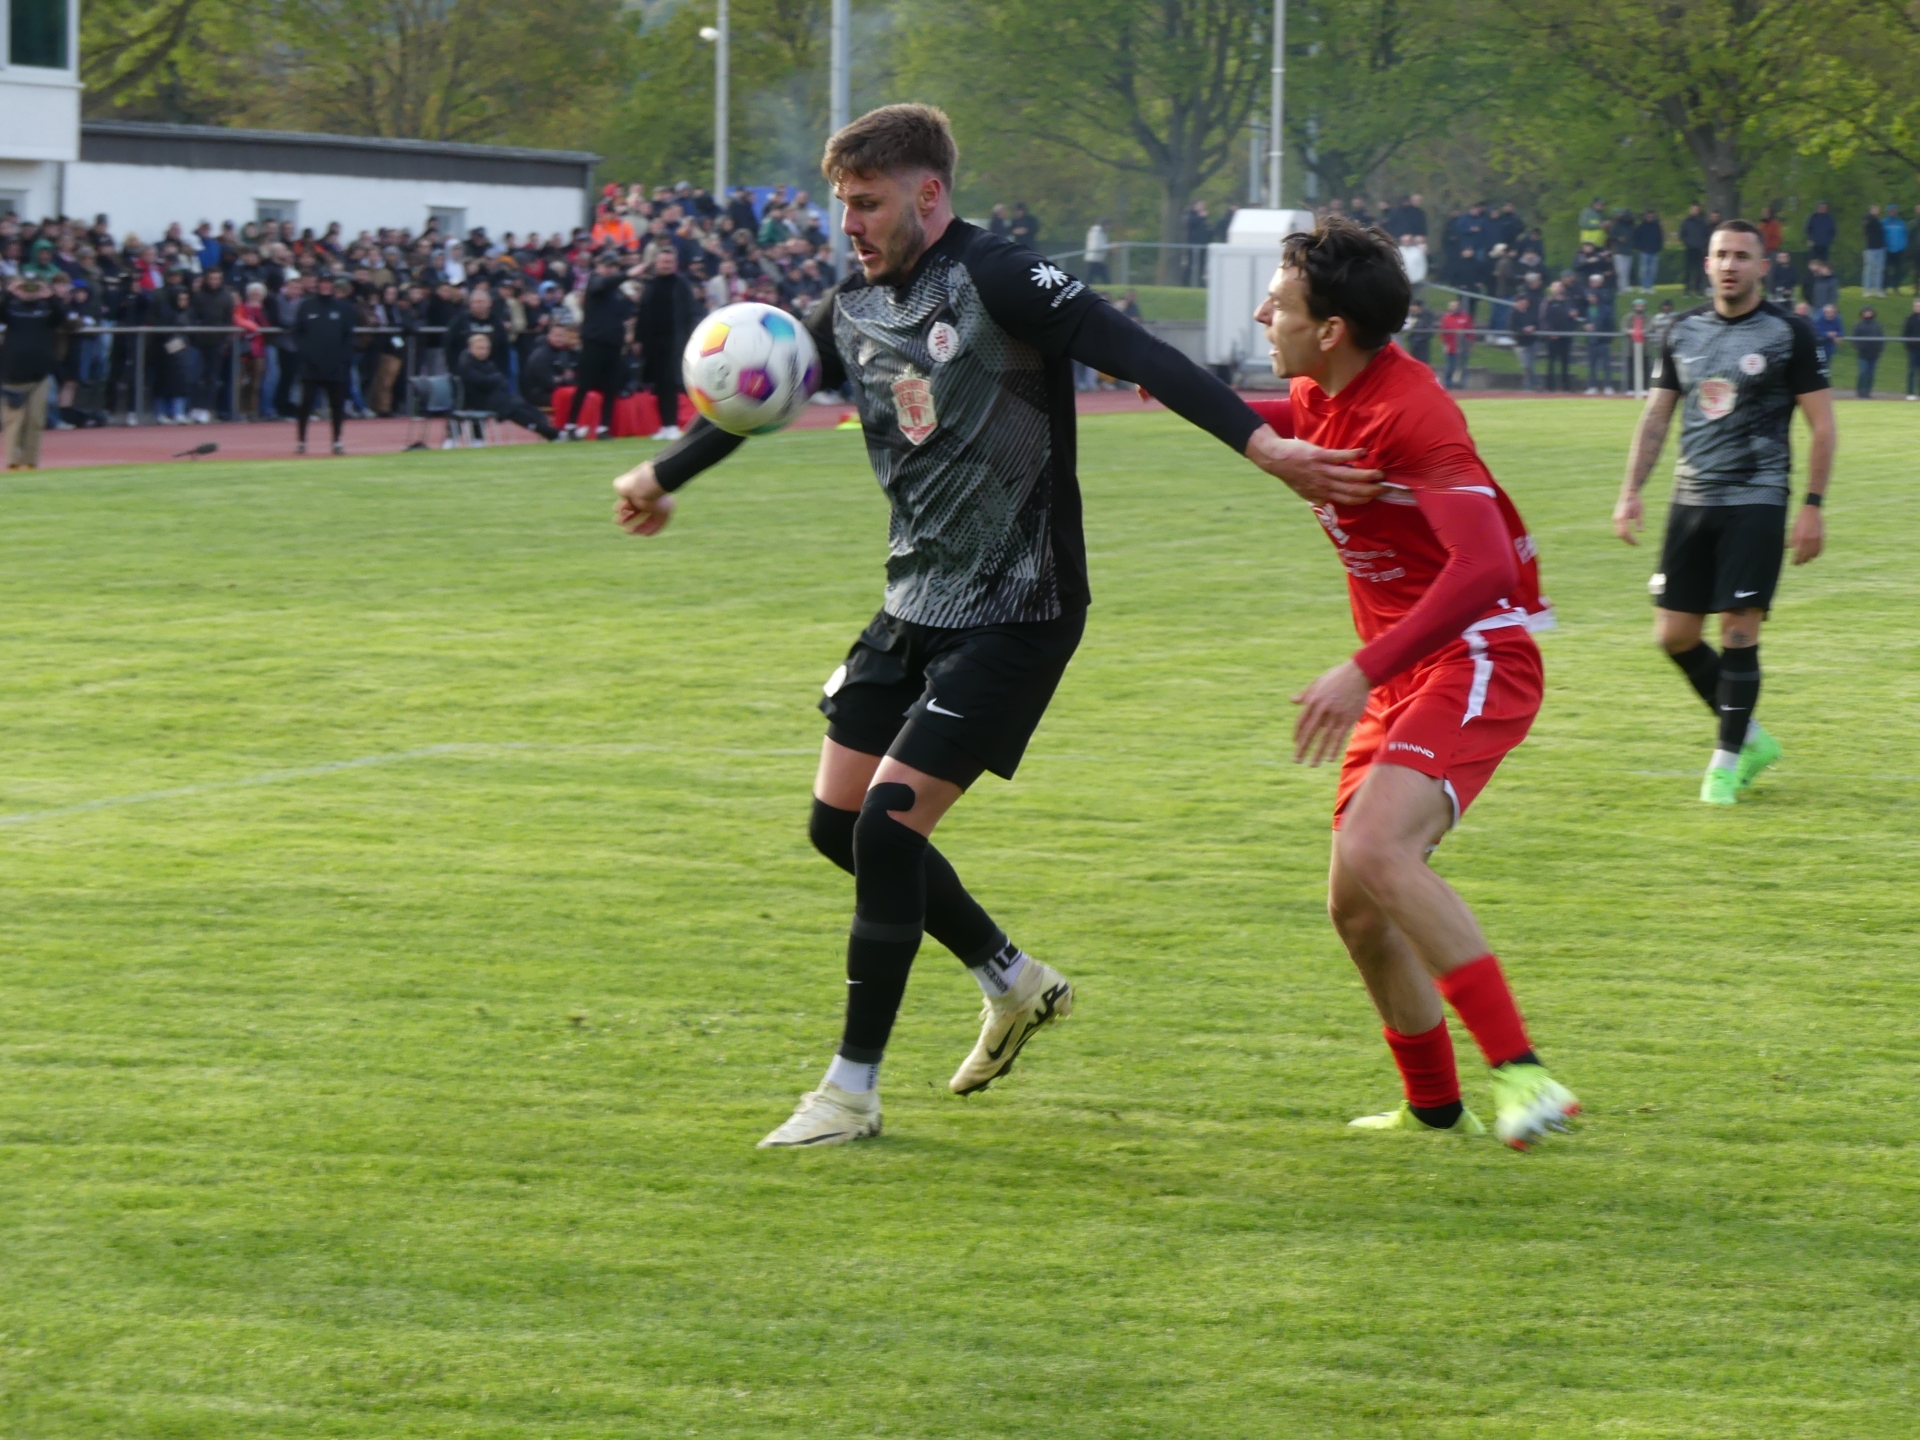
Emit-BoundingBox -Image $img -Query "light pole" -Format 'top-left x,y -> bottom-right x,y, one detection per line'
829,0 -> 850,276
698,2 -> 729,201
1267,0 -> 1285,208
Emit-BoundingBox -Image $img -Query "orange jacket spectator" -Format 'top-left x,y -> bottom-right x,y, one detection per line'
592,211 -> 637,250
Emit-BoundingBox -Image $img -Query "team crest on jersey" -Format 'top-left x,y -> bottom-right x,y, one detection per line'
1697,377 -> 1737,421
1739,352 -> 1767,375
893,374 -> 938,444
927,321 -> 962,364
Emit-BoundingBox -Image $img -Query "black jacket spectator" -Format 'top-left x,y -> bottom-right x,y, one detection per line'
443,305 -> 510,367
293,292 -> 357,381
579,271 -> 634,347
455,350 -> 516,411
188,276 -> 237,350
1679,210 -> 1710,251
1632,217 -> 1663,253
0,284 -> 69,384
1865,212 -> 1886,250
1853,315 -> 1886,362
520,338 -> 576,409
635,270 -> 699,355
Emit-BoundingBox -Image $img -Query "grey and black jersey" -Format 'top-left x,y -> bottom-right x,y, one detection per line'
653,220 -> 1264,629
1653,301 -> 1828,506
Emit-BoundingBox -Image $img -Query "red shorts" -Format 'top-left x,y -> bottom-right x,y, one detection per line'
1333,627 -> 1543,829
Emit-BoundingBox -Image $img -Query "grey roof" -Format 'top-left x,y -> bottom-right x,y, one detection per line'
81,120 -> 600,166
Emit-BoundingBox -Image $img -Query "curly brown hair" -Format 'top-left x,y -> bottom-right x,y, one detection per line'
1281,217 -> 1410,351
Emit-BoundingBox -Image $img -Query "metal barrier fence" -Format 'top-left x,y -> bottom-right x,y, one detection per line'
52,324 -> 454,426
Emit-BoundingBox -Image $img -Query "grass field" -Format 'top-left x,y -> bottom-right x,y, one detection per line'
2,400 -> 1916,1438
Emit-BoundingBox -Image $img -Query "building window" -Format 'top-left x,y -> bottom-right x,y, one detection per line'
0,192 -> 26,218
428,207 -> 467,240
10,0 -> 70,69
256,199 -> 299,228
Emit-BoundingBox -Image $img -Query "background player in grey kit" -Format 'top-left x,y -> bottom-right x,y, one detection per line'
608,104 -> 1382,1147
1612,219 -> 1836,805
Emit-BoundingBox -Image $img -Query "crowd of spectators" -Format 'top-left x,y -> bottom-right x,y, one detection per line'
0,179 -> 843,453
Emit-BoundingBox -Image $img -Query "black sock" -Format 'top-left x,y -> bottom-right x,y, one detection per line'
1495,1049 -> 1539,1069
837,785 -> 927,1063
1668,642 -> 1721,711
1410,1101 -> 1465,1129
1716,644 -> 1760,754
810,799 -> 1005,968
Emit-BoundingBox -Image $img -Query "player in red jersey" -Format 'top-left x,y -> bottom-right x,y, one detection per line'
1249,220 -> 1579,1148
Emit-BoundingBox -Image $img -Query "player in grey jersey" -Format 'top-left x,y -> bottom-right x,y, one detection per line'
1613,219 -> 1835,805
609,104 -> 1383,1147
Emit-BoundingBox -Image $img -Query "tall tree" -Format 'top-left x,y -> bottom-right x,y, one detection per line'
903,0 -> 1270,279
1779,1 -> 1920,180
1284,0 -> 1503,202
1513,0 -> 1817,218
81,0 -> 256,122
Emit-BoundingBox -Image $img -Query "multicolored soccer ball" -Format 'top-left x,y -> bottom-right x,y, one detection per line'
682,303 -> 822,436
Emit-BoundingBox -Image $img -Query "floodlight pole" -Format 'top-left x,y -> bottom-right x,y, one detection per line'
715,0 -> 730,199
830,0 -> 850,277
1267,0 -> 1285,208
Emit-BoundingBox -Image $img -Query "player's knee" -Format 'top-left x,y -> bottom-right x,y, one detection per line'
808,798 -> 858,875
1335,827 -> 1416,900
852,782 -> 924,865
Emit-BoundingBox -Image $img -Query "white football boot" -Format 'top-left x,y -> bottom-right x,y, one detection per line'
756,1081 -> 882,1149
949,958 -> 1074,1095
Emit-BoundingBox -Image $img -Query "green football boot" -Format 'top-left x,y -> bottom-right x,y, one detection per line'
1737,724 -> 1782,791
1699,763 -> 1740,806
1488,1063 -> 1581,1150
1348,1103 -> 1487,1136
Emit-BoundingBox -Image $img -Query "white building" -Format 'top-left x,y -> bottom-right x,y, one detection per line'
1,0 -> 598,241
0,0 -> 82,218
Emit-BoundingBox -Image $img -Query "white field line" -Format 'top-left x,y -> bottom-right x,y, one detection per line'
0,743 -> 819,828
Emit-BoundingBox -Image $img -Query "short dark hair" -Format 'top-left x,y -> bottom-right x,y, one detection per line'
1710,219 -> 1765,244
823,103 -> 958,192
1281,218 -> 1410,350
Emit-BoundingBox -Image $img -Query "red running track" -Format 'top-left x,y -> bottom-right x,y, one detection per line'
22,387 -> 1568,472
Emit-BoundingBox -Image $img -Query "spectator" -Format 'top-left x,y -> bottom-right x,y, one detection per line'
153,278 -> 199,423
1396,297 -> 1434,369
1813,302 -> 1844,366
1114,289 -> 1142,321
1397,234 -> 1428,289
1904,298 -> 1920,398
234,281 -> 269,418
1607,210 -> 1636,295
1438,298 -> 1473,389
987,203 -> 1010,238
1862,205 -> 1887,296
1577,197 -> 1607,248
363,283 -> 406,416
1853,306 -> 1885,398
1386,193 -> 1428,240
271,276 -> 305,418
1488,243 -> 1516,330
1768,251 -> 1799,305
1182,201 -> 1210,284
1542,281 -> 1576,392
1580,271 -> 1616,394
1807,258 -> 1839,310
1508,292 -> 1539,390
1,273 -> 71,470
566,252 -> 634,438
1008,203 -> 1039,249
1886,204 -> 1910,295
1633,209 -> 1664,291
187,267 -> 236,421
521,322 -> 578,412
635,248 -> 699,440
444,287 -> 510,370
1678,203 -> 1710,295
1805,201 -> 1836,262
291,273 -> 356,455
1758,207 -> 1783,255
454,333 -> 559,441
1085,218 -> 1111,285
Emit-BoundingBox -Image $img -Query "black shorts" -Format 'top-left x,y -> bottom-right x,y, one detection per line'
819,608 -> 1086,788
1651,503 -> 1786,614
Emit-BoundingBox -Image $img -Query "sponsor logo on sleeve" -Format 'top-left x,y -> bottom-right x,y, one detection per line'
1030,262 -> 1069,289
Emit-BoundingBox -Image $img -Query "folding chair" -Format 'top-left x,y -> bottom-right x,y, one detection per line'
404,372 -> 458,451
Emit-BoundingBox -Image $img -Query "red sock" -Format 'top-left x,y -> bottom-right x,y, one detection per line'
1434,954 -> 1533,1067
1382,1020 -> 1460,1108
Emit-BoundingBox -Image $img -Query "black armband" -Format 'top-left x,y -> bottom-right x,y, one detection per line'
1801,491 -> 1823,507
652,416 -> 746,492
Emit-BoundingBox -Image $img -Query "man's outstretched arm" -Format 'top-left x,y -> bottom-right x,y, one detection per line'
1065,303 -> 1382,506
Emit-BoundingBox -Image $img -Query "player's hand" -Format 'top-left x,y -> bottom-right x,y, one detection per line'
1612,491 -> 1643,545
1292,659 -> 1373,767
1790,503 -> 1824,565
1246,426 -> 1383,506
613,461 -> 676,536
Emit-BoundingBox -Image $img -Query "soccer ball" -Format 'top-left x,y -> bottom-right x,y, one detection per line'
682,303 -> 822,436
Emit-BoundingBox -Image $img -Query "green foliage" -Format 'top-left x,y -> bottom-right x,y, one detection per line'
2,405 -> 1918,1435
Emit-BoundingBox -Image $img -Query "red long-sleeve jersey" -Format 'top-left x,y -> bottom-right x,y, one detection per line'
1249,343 -> 1552,684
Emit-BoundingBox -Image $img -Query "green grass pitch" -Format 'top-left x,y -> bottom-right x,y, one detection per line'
1,400 -> 1915,1437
